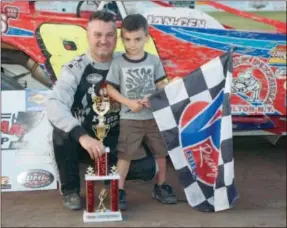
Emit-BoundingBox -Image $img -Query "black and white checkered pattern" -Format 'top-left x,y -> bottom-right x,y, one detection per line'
150,51 -> 238,212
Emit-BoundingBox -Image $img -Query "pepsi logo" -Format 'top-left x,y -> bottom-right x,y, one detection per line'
180,95 -> 223,186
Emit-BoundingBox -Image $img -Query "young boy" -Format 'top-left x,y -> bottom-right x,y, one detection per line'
106,14 -> 177,210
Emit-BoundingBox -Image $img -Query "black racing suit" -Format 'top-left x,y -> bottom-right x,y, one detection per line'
46,52 -> 155,195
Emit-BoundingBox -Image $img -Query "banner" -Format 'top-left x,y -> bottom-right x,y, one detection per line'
150,51 -> 238,212
1,90 -> 57,192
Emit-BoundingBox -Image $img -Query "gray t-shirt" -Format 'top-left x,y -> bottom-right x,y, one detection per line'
106,52 -> 166,120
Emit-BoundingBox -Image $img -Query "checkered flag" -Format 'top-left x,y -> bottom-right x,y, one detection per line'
150,51 -> 238,212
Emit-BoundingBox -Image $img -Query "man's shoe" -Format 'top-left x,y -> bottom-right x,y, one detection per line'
152,183 -> 177,204
63,192 -> 82,210
119,189 -> 127,210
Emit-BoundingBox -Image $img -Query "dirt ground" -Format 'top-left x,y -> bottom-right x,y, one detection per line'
1,136 -> 286,227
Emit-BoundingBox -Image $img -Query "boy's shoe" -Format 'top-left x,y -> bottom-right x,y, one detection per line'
152,183 -> 177,204
119,189 -> 127,210
63,192 -> 82,210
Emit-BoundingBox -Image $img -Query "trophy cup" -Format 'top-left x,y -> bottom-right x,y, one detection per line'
83,90 -> 122,222
92,95 -> 110,177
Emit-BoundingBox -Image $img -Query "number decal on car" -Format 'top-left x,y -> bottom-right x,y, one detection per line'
37,23 -> 88,79
37,23 -> 159,80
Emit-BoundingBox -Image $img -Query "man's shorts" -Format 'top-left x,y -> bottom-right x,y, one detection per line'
117,119 -> 168,160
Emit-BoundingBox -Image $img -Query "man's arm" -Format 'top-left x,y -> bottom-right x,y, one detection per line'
46,66 -> 85,139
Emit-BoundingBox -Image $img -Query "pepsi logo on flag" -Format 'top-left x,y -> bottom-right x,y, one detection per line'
180,96 -> 223,186
150,50 -> 238,212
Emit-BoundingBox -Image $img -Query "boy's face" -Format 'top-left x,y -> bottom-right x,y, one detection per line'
121,28 -> 148,56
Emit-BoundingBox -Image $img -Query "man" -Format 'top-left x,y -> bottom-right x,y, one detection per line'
46,11 -> 156,210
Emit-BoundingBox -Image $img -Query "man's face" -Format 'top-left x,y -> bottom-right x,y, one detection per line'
87,20 -> 117,60
121,29 -> 148,56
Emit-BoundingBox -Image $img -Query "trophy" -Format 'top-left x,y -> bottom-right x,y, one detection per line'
83,88 -> 122,222
92,94 -> 110,177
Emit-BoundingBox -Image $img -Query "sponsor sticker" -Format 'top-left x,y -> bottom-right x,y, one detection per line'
1,112 -> 25,150
86,73 -> 103,84
232,56 -> 277,115
17,169 -> 54,189
269,45 -> 286,66
1,176 -> 12,189
26,90 -> 50,111
147,15 -> 206,28
1,6 -> 19,34
28,94 -> 46,105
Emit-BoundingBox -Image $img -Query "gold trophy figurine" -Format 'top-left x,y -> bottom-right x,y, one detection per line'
96,188 -> 108,212
91,88 -> 111,177
92,95 -> 110,142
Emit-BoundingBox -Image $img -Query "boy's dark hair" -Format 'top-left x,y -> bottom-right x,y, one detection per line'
89,10 -> 116,23
121,14 -> 148,35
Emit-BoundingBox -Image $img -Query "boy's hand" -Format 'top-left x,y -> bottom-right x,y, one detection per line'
128,100 -> 143,112
139,95 -> 151,108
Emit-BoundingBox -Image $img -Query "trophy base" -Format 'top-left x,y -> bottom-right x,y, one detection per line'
83,210 -> 122,222
85,174 -> 120,181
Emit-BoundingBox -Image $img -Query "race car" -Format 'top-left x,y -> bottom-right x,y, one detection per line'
1,1 -> 286,140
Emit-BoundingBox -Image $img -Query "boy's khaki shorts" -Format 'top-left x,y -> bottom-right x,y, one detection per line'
117,119 -> 168,161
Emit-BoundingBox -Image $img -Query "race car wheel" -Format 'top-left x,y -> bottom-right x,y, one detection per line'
1,68 -> 25,90
1,49 -> 52,89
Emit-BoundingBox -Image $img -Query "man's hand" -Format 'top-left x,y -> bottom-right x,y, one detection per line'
79,135 -> 105,160
128,100 -> 143,112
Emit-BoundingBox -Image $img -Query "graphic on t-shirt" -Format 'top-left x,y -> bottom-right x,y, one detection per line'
122,66 -> 155,99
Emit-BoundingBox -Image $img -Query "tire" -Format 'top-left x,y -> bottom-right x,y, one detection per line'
1,49 -> 29,66
127,155 -> 156,181
1,49 -> 52,89
109,144 -> 157,181
1,71 -> 25,90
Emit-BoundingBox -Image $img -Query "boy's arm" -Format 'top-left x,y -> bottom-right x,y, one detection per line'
105,60 -> 130,106
106,84 -> 130,107
156,78 -> 168,89
156,77 -> 181,89
154,56 -> 168,89
154,56 -> 181,89
107,84 -> 143,112
105,60 -> 143,112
